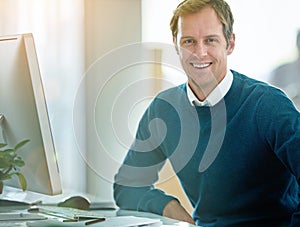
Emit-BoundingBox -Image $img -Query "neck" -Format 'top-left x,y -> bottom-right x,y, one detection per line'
188,82 -> 217,101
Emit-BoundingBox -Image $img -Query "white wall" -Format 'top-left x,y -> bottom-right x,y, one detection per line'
83,0 -> 144,202
227,0 -> 300,81
0,0 -> 87,202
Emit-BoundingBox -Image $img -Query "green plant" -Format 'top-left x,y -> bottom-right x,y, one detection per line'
0,139 -> 30,191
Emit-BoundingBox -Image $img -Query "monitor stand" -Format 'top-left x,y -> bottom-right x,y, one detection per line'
0,198 -> 30,207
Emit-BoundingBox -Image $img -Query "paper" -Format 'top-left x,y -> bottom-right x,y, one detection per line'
97,216 -> 162,226
0,213 -> 46,221
26,215 -> 162,226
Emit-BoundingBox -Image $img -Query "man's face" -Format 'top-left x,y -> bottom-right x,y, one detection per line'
174,7 -> 235,100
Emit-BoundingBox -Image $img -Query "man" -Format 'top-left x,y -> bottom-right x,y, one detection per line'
114,0 -> 300,226
269,30 -> 300,110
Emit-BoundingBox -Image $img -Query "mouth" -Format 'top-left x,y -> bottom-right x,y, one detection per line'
190,62 -> 212,69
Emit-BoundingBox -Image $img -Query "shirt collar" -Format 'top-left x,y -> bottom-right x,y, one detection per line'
187,70 -> 233,107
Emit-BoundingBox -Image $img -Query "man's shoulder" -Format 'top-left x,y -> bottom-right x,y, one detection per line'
148,84 -> 190,111
154,84 -> 187,101
231,70 -> 288,103
157,83 -> 186,95
231,70 -> 263,84
231,70 -> 273,90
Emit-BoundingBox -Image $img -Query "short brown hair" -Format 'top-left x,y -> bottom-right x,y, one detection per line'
170,0 -> 234,47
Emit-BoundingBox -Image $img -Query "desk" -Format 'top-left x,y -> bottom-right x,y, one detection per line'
0,206 -> 197,227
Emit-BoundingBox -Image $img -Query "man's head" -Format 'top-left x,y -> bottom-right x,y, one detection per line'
170,0 -> 235,100
170,0 -> 234,48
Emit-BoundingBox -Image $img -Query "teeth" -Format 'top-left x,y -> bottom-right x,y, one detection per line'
192,63 -> 210,69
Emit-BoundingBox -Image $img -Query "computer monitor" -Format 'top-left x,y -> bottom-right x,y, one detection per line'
0,33 -> 62,195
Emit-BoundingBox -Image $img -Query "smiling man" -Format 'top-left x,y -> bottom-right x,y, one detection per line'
114,0 -> 300,226
174,6 -> 234,101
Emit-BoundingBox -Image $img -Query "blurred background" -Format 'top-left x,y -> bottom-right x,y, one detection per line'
1,0 -> 299,213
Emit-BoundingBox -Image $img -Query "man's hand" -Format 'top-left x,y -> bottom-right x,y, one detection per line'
163,200 -> 195,225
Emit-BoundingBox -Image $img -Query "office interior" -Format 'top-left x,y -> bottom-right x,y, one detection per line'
1,0 -> 300,215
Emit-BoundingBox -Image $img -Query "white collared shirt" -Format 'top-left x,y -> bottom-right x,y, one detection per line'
187,70 -> 233,107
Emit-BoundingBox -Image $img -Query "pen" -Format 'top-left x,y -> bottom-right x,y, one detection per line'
85,217 -> 106,225
63,218 -> 79,222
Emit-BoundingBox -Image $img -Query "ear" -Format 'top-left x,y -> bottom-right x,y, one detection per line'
226,33 -> 235,55
173,36 -> 179,54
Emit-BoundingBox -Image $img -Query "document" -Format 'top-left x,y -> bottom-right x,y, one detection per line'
96,216 -> 162,226
0,213 -> 46,221
27,215 -> 162,226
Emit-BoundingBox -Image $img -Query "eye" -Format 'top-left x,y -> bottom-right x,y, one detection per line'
207,38 -> 216,43
206,37 -> 220,45
181,39 -> 195,46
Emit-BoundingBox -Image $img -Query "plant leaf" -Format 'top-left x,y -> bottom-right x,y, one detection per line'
14,139 -> 30,151
2,148 -> 14,153
13,159 -> 25,167
0,140 -> 28,186
14,172 -> 27,191
0,143 -> 7,149
0,172 -> 11,180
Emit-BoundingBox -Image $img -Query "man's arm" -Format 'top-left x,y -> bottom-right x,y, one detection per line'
113,167 -> 179,215
114,179 -> 195,224
257,89 -> 300,226
114,93 -> 195,221
113,149 -> 179,215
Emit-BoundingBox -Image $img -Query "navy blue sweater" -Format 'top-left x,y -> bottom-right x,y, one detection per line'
114,70 -> 300,226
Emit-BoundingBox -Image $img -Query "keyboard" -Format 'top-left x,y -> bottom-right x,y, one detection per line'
0,223 -> 23,227
0,212 -> 46,227
29,205 -> 108,220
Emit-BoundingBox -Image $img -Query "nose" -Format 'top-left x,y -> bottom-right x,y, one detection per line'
194,42 -> 208,57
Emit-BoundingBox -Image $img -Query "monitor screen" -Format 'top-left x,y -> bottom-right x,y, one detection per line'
0,33 -> 62,195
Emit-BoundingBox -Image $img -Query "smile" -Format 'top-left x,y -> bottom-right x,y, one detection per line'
191,63 -> 212,69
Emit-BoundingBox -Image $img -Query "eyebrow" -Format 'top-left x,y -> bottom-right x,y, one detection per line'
180,36 -> 194,41
180,34 -> 221,41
